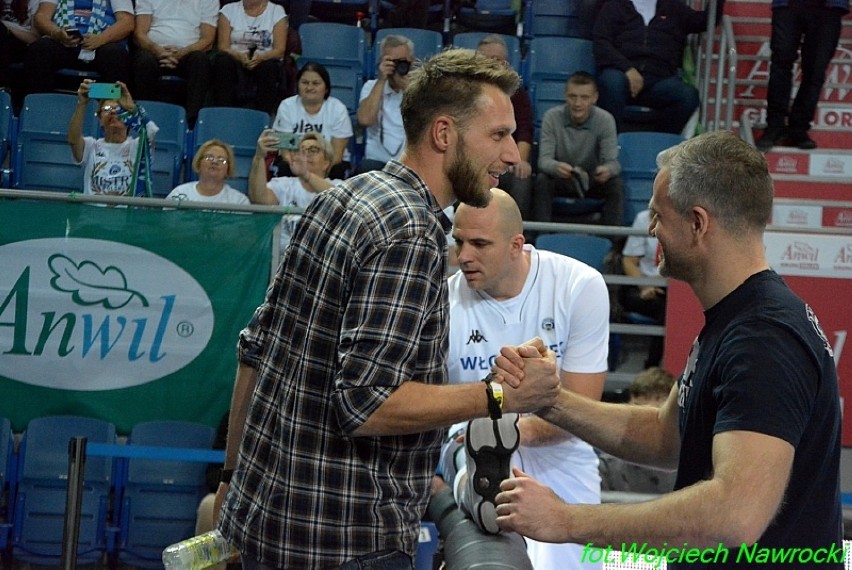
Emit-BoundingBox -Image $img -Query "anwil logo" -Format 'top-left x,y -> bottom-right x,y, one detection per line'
0,238 -> 214,391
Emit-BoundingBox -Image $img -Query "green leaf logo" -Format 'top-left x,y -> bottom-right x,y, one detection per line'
48,254 -> 150,309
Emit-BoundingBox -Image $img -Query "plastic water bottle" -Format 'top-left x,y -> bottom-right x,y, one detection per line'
162,529 -> 237,570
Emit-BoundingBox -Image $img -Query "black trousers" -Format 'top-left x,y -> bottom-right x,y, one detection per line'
132,48 -> 211,125
25,37 -> 130,94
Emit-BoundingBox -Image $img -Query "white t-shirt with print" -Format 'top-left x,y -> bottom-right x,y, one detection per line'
166,181 -> 249,204
219,1 -> 286,55
272,96 -> 353,162
267,175 -> 339,251
622,209 -> 659,277
78,121 -> 159,197
135,0 -> 218,48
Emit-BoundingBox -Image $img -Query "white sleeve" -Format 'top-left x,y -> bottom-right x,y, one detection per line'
108,0 -> 135,14
201,0 -> 219,26
134,0 -> 153,15
560,272 -> 610,374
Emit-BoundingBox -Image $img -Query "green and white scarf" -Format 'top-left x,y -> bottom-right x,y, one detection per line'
53,0 -> 110,35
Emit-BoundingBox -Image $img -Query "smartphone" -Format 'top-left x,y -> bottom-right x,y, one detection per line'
88,82 -> 121,100
274,132 -> 300,151
65,28 -> 83,40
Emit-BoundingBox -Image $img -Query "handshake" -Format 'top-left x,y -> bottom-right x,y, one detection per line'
491,337 -> 562,415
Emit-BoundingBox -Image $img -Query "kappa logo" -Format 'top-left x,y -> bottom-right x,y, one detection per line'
0,238 -> 215,391
466,329 -> 487,344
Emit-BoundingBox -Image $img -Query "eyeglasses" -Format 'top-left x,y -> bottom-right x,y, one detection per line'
99,104 -> 121,114
202,155 -> 229,164
299,146 -> 323,156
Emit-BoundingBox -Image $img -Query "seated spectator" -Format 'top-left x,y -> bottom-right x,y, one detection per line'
476,34 -> 534,221
620,208 -> 665,368
132,0 -> 218,128
593,0 -> 725,134
354,34 -> 413,174
533,72 -> 624,228
248,130 -> 339,253
272,61 -> 353,180
167,140 -> 249,204
68,79 -> 159,197
597,367 -> 677,494
211,0 -> 287,115
25,0 -> 134,95
0,0 -> 39,97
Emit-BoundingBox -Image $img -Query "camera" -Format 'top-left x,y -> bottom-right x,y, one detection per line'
392,59 -> 411,76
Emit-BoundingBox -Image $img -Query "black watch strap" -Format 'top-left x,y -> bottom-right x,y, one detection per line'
482,373 -> 503,420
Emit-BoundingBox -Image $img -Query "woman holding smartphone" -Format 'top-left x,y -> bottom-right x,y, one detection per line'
211,0 -> 287,115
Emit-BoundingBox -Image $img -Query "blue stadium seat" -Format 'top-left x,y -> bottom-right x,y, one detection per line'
451,31 -> 522,72
535,233 -> 612,272
371,28 -> 443,78
191,107 -> 270,193
525,36 -> 594,86
0,417 -> 14,552
298,22 -> 368,79
522,0 -> 596,39
456,0 -> 517,35
116,421 -> 216,568
11,415 -> 116,566
618,132 -> 684,224
0,90 -> 12,186
327,66 -> 364,117
136,100 -> 188,197
13,93 -> 99,192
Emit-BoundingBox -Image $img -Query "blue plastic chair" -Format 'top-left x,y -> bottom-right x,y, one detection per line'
298,22 -> 368,78
13,93 -> 99,192
522,0 -> 595,39
0,417 -> 14,551
116,421 -> 216,568
0,90 -> 12,184
11,415 -> 116,566
451,31 -> 522,72
136,100 -> 188,197
456,0 -> 517,35
326,66 -> 364,117
525,36 -> 594,86
618,132 -> 684,224
191,107 -> 270,193
535,233 -> 612,272
371,28 -> 443,78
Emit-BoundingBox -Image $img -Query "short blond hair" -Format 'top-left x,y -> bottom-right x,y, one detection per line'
193,139 -> 236,178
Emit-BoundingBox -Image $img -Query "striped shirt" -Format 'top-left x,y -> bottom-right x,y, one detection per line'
219,160 -> 452,567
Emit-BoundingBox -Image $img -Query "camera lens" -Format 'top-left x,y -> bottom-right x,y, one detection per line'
393,59 -> 411,76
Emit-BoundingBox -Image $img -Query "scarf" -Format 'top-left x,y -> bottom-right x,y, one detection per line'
53,0 -> 110,34
118,105 -> 153,198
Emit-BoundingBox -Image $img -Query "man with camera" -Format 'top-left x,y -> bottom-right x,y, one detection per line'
355,34 -> 414,174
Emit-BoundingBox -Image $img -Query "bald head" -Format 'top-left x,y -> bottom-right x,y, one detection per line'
455,188 -> 523,238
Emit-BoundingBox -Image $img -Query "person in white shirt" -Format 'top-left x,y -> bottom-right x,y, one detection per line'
620,208 -> 666,367
272,60 -> 353,180
440,188 -> 609,570
354,34 -> 413,174
132,0 -> 218,127
68,79 -> 160,197
167,139 -> 249,205
248,130 -> 339,253
212,0 -> 287,115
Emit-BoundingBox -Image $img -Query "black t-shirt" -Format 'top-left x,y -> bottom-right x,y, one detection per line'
673,270 -> 842,568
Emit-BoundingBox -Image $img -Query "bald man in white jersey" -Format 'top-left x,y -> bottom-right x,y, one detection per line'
443,188 -> 610,569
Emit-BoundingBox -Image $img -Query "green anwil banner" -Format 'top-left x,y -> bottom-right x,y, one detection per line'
0,200 -> 280,434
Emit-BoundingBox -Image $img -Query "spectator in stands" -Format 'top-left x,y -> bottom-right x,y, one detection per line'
211,0 -> 287,116
132,0 -> 218,128
441,187 -> 609,569
272,60 -> 353,180
593,0 -> 726,134
620,208 -> 665,368
533,72 -> 624,228
0,0 -> 39,96
25,0 -> 135,96
476,34 -> 534,221
597,367 -> 677,494
167,139 -> 249,204
354,34 -> 413,174
68,79 -> 159,197
493,131 -> 843,564
248,130 -> 338,253
755,0 -> 849,151
215,49 -> 562,568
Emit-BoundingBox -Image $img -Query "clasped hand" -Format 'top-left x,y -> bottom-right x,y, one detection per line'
491,337 -> 561,414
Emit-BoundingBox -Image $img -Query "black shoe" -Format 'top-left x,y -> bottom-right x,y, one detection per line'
788,130 -> 817,150
755,126 -> 786,152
